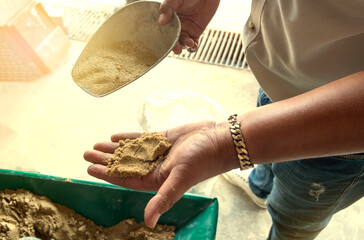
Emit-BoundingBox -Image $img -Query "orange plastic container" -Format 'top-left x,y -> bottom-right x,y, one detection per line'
0,0 -> 70,81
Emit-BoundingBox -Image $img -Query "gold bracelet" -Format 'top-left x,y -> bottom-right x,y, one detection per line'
228,114 -> 254,170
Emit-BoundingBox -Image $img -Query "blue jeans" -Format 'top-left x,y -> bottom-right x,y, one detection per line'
249,89 -> 364,239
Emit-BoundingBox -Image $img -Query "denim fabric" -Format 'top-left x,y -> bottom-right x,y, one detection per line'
249,89 -> 364,240
256,88 -> 273,107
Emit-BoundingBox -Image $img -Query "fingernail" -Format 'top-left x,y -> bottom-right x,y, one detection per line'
158,13 -> 165,25
186,40 -> 194,48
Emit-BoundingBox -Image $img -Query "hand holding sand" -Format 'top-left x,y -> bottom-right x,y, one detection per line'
84,120 -> 239,228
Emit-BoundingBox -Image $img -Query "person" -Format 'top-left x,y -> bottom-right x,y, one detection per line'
84,0 -> 364,239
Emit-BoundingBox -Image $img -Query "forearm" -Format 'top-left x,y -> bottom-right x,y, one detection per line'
218,70 -> 364,167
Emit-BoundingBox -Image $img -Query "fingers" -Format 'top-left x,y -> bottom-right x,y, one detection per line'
158,0 -> 182,25
144,167 -> 194,228
84,150 -> 112,165
188,42 -> 198,53
172,42 -> 182,54
180,32 -> 194,48
159,0 -> 200,54
180,32 -> 198,52
158,7 -> 173,26
87,164 -> 161,191
172,32 -> 198,54
87,164 -> 139,187
84,141 -> 118,168
93,142 -> 119,153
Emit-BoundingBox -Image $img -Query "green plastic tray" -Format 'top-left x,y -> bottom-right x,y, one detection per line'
0,169 -> 218,240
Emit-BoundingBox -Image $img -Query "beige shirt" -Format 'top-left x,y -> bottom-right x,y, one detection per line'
243,0 -> 364,101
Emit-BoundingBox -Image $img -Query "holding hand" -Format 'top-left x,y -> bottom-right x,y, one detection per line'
159,0 -> 220,54
84,120 -> 238,228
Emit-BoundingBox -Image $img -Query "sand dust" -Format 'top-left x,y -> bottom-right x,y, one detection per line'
0,189 -> 175,240
72,40 -> 158,95
107,133 -> 171,178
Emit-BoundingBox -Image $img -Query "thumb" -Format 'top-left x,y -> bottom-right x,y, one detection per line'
158,0 -> 182,25
144,167 -> 194,228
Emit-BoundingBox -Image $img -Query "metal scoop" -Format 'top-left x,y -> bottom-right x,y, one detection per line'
71,1 -> 181,97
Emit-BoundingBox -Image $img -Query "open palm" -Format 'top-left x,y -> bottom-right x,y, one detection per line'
84,120 -> 236,228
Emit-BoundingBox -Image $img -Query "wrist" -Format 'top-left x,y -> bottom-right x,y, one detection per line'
214,120 -> 241,172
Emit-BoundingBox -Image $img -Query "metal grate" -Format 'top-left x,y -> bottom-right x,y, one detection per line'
61,7 -> 113,42
40,0 -> 115,42
169,28 -> 248,69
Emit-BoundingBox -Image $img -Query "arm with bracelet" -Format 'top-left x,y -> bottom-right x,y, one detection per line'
84,0 -> 364,232
84,70 -> 364,228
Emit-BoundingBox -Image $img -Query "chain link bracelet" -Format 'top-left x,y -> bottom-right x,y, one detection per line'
228,114 -> 254,170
